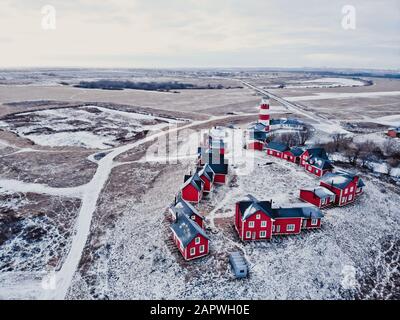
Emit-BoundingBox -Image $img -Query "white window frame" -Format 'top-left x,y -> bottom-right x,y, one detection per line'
199,245 -> 205,254
190,247 -> 195,256
259,231 -> 266,238
342,196 -> 347,203
311,219 -> 318,226
348,194 -> 353,201
276,225 -> 280,233
315,169 -> 319,175
195,236 -> 200,244
261,221 -> 267,227
350,186 -> 354,192
286,224 -> 295,232
256,214 -> 260,220
245,231 -> 251,239
191,215 -> 196,221
321,198 -> 326,205
248,221 -> 255,228
344,188 -> 348,195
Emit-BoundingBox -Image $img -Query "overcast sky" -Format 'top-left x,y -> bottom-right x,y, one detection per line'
0,0 -> 399,69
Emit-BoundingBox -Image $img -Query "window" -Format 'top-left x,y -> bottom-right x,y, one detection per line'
342,197 -> 347,203
199,245 -> 205,254
315,169 -> 319,175
195,237 -> 200,244
272,225 -> 275,232
190,247 -> 195,256
245,231 -> 251,239
311,219 -> 318,226
348,194 -> 353,201
248,221 -> 255,228
261,221 -> 267,227
321,198 -> 326,205
180,241 -> 184,251
260,231 -> 266,238
350,186 -> 354,192
256,214 -> 260,220
344,188 -> 348,194
286,224 -> 295,232
191,215 -> 196,220
277,152 -> 280,156
275,225 -> 280,233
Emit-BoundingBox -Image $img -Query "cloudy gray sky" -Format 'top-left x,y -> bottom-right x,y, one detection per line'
0,0 -> 399,69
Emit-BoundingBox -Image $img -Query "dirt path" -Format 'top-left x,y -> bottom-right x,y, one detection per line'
0,112 -> 255,300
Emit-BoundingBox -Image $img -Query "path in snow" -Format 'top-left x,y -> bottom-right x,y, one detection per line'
0,112 -> 255,300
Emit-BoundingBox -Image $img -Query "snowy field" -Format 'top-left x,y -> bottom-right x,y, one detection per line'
65,142 -> 400,299
0,106 -> 185,149
286,77 -> 366,89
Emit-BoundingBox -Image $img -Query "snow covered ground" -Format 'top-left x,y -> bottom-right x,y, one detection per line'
285,91 -> 400,102
286,77 -> 366,89
0,106 -> 185,149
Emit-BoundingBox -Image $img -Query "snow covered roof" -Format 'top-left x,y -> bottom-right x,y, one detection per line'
248,122 -> 267,131
249,129 -> 267,142
270,118 -> 304,127
266,141 -> 289,152
302,186 -> 335,199
272,205 -> 324,219
238,195 -> 273,221
288,147 -> 304,157
320,172 -> 355,189
170,197 -> 204,221
305,147 -> 329,160
208,163 -> 228,175
182,172 -> 204,191
170,213 -> 209,247
198,164 -> 215,182
307,156 -> 334,170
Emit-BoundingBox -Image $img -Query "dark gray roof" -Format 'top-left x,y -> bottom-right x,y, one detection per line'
183,172 -> 204,191
304,147 -> 329,160
288,147 -> 304,157
170,197 -> 204,221
307,156 -> 334,170
266,141 -> 289,152
170,213 -> 209,247
248,122 -> 268,131
357,178 -> 365,188
270,118 -> 304,126
272,205 -> 324,219
198,164 -> 215,182
238,195 -> 273,221
320,172 -> 354,189
249,129 -> 268,141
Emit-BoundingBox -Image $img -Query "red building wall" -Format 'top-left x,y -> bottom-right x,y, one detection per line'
247,141 -> 264,151
199,175 -> 212,193
272,217 -> 302,235
214,174 -> 226,184
299,190 -> 322,207
235,207 -> 273,241
266,149 -> 284,158
181,184 -> 201,203
302,218 -> 322,229
320,180 -> 357,206
185,234 -> 209,260
282,151 -> 296,163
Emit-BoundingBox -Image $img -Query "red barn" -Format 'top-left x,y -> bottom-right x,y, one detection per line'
304,156 -> 334,177
266,141 -> 289,159
282,147 -> 304,164
198,164 -> 215,193
169,197 -> 205,228
181,172 -> 204,203
235,195 -> 324,241
299,186 -> 336,208
170,213 -> 210,260
320,171 -> 361,206
300,148 -> 329,167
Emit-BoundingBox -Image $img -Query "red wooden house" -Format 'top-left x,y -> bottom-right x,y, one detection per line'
387,127 -> 400,138
300,148 -> 329,167
235,195 -> 324,241
235,195 -> 274,241
246,129 -> 267,151
198,164 -> 215,193
304,156 -> 334,177
169,196 -> 205,228
319,171 -> 361,206
181,172 -> 204,203
266,141 -> 289,159
282,147 -> 304,164
299,186 -> 336,208
170,213 -> 210,260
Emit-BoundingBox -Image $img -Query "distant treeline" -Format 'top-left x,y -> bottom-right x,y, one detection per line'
74,80 -> 241,91
300,71 -> 400,79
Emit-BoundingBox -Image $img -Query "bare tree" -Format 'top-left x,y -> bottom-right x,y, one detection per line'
279,132 -> 300,147
383,138 -> 396,157
357,140 -> 378,167
298,125 -> 313,145
343,143 -> 360,166
387,151 -> 400,176
332,132 -> 349,152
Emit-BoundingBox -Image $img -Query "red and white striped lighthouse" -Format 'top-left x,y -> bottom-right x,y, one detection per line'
259,96 -> 270,132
